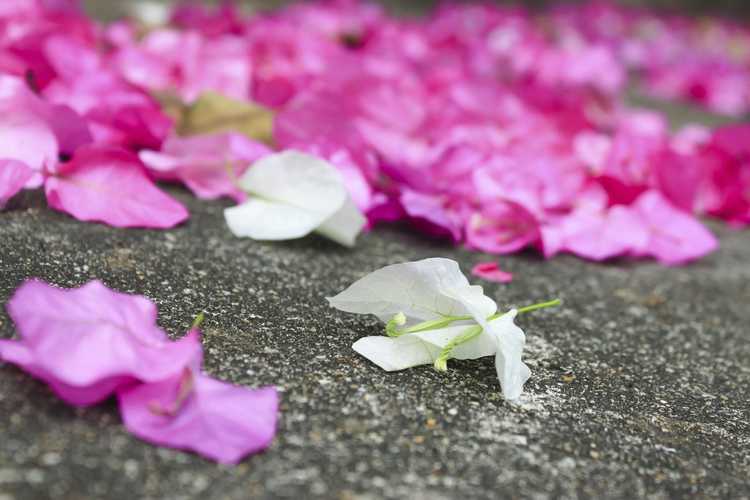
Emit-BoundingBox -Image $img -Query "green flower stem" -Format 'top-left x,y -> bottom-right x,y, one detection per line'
433,324 -> 483,371
385,298 -> 561,337
191,311 -> 206,329
488,298 -> 562,320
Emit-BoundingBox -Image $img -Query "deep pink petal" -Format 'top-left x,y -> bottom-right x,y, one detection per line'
466,201 -> 540,254
471,261 -> 513,283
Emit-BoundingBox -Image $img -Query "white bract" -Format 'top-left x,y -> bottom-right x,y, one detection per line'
224,151 -> 366,247
327,258 -> 531,401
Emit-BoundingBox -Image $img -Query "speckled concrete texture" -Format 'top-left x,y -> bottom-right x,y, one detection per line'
1,187 -> 749,500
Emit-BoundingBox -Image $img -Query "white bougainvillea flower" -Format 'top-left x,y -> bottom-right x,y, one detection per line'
327,258 -> 496,327
328,258 -> 554,400
224,150 -> 366,247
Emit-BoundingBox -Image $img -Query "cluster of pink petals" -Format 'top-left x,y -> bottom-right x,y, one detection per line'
0,1 -> 748,265
548,3 -> 750,116
0,280 -> 278,464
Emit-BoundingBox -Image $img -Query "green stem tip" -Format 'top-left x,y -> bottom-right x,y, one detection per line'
515,298 -> 561,315
191,311 -> 206,329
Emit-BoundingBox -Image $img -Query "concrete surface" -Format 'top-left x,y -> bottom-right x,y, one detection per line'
1,186 -> 749,500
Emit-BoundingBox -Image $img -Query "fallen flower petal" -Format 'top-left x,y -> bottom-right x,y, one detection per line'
45,146 -> 189,228
225,150 -> 365,246
327,257 -> 497,326
632,190 -> 719,265
175,91 -> 274,143
471,261 -> 514,284
0,74 -> 91,186
0,160 -> 33,208
118,367 -> 279,465
139,133 -> 270,202
0,280 -> 201,406
485,311 -> 530,401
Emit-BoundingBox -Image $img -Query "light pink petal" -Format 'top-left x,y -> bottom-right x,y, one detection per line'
1,280 -> 201,406
0,160 -> 33,208
0,97 -> 59,177
0,75 -> 91,181
45,146 -> 189,228
139,133 -> 270,202
118,371 -> 279,464
471,262 -> 513,284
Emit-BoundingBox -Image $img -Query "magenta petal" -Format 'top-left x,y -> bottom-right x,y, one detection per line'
118,372 -> 279,464
471,262 -> 513,284
466,201 -> 540,254
0,160 -> 33,208
1,280 -> 201,406
45,146 -> 189,228
401,189 -> 464,241
633,191 -> 719,265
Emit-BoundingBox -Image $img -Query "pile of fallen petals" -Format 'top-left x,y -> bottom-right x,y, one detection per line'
1,0 -> 749,264
3,0 -> 750,464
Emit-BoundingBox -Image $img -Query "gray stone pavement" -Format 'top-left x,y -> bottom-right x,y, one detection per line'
1,186 -> 749,500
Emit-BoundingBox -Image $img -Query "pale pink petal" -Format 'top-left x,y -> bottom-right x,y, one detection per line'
0,75 -> 91,183
139,133 -> 270,202
45,146 -> 189,228
118,370 -> 279,464
471,262 -> 513,284
0,94 -> 59,179
0,160 -> 33,208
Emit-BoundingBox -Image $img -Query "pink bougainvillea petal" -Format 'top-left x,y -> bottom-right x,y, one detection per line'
118,369 -> 279,464
471,261 -> 514,284
139,133 -> 270,202
0,74 -> 92,188
0,160 -> 33,208
44,146 -> 189,228
632,190 -> 719,265
466,201 -> 540,255
0,280 -> 201,406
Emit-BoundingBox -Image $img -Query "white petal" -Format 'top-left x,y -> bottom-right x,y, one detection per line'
352,335 -> 438,371
238,150 -> 346,218
327,258 -> 496,324
486,310 -> 530,400
411,325 -> 497,360
446,285 -> 497,324
224,199 -> 324,240
315,196 -> 366,247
